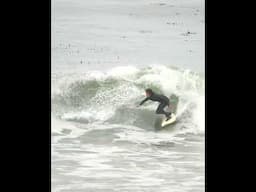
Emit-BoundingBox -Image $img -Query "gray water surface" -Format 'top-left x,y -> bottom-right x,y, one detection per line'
51,0 -> 205,191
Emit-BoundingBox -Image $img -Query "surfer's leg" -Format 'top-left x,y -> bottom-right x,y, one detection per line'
165,102 -> 172,119
156,103 -> 169,117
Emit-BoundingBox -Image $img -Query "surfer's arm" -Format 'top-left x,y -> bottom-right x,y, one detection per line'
139,97 -> 149,106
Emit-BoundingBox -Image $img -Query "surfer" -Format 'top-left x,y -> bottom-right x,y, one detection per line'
139,88 -> 172,121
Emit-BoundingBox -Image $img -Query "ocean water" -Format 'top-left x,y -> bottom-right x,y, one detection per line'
51,0 -> 205,192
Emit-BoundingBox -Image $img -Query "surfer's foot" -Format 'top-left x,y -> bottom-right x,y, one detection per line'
166,113 -> 172,121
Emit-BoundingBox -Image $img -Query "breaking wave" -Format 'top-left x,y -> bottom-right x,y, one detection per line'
51,65 -> 205,134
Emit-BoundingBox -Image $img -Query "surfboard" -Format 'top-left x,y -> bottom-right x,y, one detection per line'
161,113 -> 176,127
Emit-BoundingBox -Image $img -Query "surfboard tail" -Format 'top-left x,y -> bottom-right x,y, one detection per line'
161,114 -> 177,127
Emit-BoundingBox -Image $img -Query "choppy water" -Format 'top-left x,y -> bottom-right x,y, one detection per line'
51,66 -> 205,192
52,0 -> 205,191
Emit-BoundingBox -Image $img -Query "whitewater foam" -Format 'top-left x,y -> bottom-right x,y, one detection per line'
52,65 -> 205,135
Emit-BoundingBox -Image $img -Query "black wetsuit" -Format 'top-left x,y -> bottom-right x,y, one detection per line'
139,92 -> 171,118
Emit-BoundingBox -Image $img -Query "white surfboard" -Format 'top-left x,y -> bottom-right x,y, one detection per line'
161,113 -> 176,127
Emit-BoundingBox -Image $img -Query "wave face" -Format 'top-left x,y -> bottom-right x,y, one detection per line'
52,65 -> 205,135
